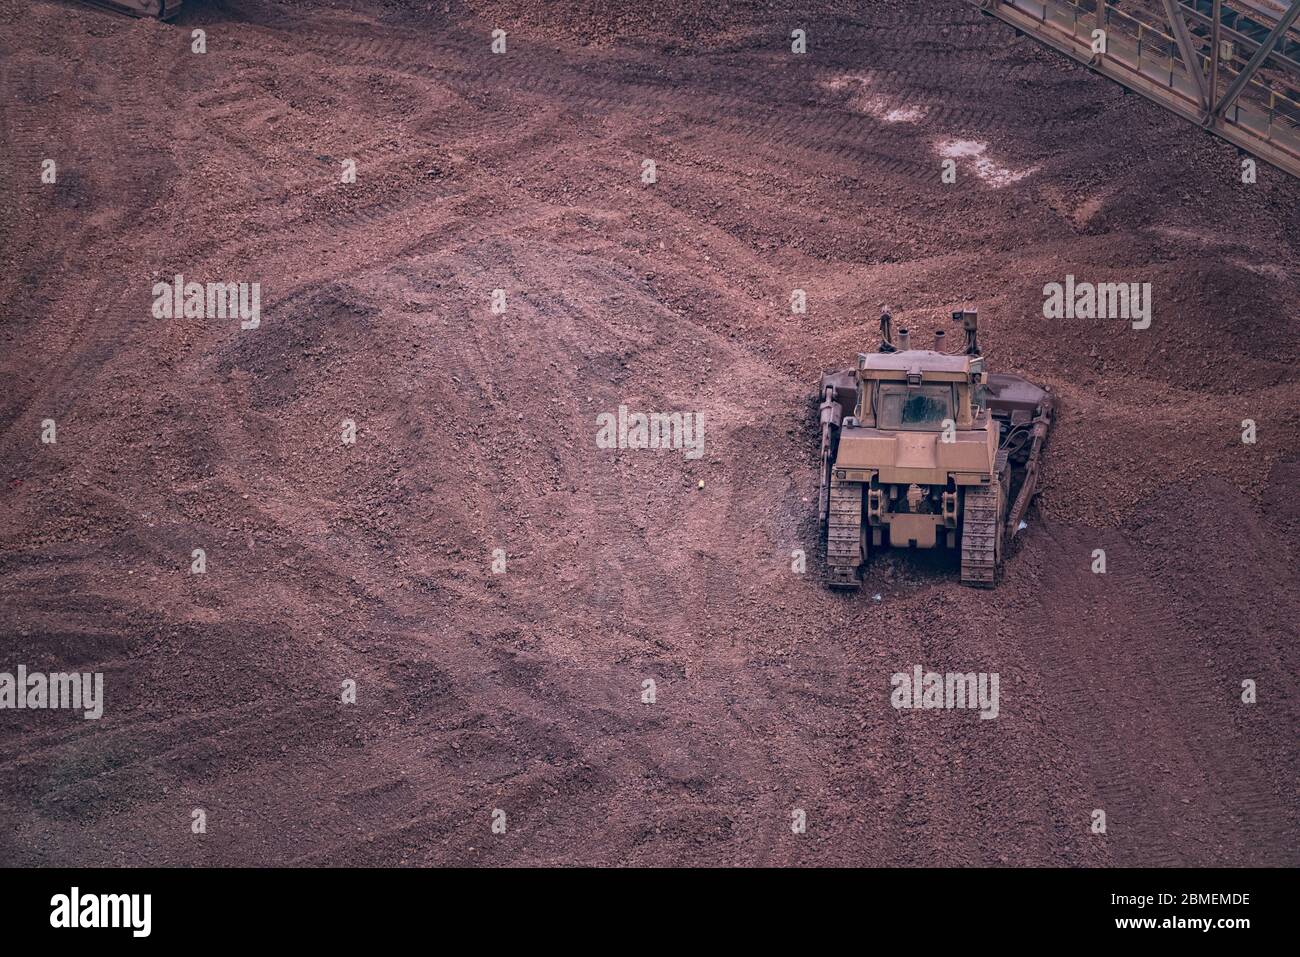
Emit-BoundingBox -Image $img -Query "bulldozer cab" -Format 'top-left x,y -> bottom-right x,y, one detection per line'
853,350 -> 985,432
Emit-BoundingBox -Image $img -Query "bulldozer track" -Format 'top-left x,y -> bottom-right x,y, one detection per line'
825,478 -> 863,589
960,483 -> 1001,588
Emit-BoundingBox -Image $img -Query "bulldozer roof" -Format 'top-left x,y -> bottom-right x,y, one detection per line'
858,350 -> 981,377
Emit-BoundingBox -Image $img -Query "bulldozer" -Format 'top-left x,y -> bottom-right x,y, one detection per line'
816,308 -> 1053,589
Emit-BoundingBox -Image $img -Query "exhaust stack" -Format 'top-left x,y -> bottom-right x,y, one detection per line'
952,308 -> 980,355
897,328 -> 911,351
934,329 -> 946,352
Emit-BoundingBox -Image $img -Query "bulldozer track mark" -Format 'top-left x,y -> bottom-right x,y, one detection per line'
1014,524 -> 1298,866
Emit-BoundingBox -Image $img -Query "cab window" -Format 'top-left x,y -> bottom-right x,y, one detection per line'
876,384 -> 953,431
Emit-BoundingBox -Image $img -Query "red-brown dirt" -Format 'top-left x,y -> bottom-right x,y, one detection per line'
0,0 -> 1296,866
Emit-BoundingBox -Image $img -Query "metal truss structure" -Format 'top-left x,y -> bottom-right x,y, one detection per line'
968,0 -> 1300,178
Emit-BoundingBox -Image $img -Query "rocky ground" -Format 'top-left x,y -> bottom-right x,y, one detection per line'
0,0 -> 1296,865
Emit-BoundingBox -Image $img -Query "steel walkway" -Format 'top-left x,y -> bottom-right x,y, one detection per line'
967,0 -> 1300,178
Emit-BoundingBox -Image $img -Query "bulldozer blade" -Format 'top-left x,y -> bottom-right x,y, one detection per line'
1005,393 -> 1054,539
